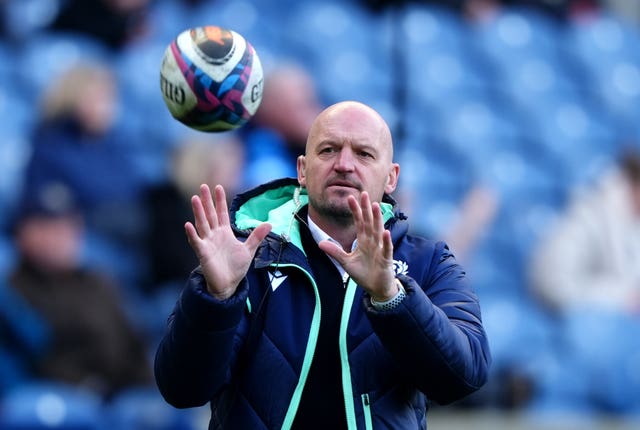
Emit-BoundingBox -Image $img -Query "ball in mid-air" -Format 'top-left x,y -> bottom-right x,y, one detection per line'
160,26 -> 263,132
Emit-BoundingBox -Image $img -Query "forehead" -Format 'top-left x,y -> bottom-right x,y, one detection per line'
308,105 -> 391,152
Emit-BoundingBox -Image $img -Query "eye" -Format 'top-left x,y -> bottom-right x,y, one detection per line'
319,146 -> 335,154
358,150 -> 374,159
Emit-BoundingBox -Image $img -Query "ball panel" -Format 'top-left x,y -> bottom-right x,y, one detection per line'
159,42 -> 199,119
242,43 -> 264,116
176,28 -> 246,83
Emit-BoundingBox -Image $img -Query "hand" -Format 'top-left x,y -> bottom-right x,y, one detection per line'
184,184 -> 272,300
319,192 -> 397,301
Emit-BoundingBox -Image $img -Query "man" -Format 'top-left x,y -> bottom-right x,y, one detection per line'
9,181 -> 152,399
155,101 -> 491,429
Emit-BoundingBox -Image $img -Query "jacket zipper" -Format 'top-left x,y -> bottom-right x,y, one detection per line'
361,393 -> 373,430
277,264 -> 321,430
339,277 -> 359,429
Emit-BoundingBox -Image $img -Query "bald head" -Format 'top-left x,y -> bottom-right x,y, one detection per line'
306,101 -> 394,162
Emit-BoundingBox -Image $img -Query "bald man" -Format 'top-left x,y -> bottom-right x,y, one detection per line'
155,101 -> 491,429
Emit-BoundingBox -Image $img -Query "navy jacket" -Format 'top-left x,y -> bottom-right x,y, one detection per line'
155,178 -> 491,429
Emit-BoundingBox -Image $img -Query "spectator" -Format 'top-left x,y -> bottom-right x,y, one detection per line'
48,0 -> 151,50
22,62 -> 149,287
528,147 -> 640,414
242,63 -> 323,187
530,147 -> 640,313
145,132 -> 245,292
7,182 -> 152,400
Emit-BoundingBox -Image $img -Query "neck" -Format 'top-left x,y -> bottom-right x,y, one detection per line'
307,209 -> 356,251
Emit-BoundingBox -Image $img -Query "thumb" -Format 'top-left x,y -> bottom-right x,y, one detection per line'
245,222 -> 272,255
318,240 -> 349,264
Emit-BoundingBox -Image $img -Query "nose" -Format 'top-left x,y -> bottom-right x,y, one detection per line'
334,148 -> 355,172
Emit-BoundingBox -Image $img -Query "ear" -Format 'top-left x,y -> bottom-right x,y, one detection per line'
297,155 -> 307,187
384,163 -> 400,194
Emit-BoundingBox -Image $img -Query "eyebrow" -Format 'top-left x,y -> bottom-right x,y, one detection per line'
316,139 -> 379,154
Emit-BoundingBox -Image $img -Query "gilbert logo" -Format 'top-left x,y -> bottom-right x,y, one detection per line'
393,260 -> 409,276
269,269 -> 288,292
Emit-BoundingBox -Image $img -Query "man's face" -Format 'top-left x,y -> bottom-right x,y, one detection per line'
297,102 -> 399,224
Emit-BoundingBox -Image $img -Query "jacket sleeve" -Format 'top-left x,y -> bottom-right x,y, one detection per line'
364,241 -> 491,405
154,269 -> 248,408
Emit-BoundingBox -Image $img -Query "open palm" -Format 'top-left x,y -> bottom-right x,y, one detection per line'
185,184 -> 271,300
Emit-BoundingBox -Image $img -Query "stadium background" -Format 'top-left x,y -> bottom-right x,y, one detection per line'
1,0 -> 640,428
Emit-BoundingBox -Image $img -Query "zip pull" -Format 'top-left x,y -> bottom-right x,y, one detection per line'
342,272 -> 350,289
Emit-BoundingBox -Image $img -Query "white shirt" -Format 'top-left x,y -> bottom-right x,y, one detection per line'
307,215 -> 356,287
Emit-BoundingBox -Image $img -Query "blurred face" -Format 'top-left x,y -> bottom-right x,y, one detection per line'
17,216 -> 83,272
297,102 -> 399,225
256,67 -> 321,146
76,75 -> 118,135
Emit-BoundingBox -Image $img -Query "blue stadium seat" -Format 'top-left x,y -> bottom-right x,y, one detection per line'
282,0 -> 391,104
0,381 -> 103,430
399,4 -> 492,114
522,89 -> 620,171
105,387 -> 198,430
469,7 -> 562,73
17,31 -> 112,103
531,310 -> 640,417
428,92 -> 524,166
479,292 -> 557,382
3,0 -> 62,41
561,13 -> 640,134
497,52 -> 582,115
396,142 -> 474,236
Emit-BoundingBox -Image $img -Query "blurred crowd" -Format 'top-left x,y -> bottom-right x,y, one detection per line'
1,0 -> 640,428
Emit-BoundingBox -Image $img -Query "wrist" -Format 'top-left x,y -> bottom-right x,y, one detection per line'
371,279 -> 406,311
370,278 -> 400,302
207,284 -> 236,301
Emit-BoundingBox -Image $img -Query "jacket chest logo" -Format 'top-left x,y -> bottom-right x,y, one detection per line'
269,269 -> 288,291
393,259 -> 409,276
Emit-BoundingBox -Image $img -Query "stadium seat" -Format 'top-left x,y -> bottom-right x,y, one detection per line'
17,31 -> 112,103
469,7 -> 562,73
521,90 -> 620,167
561,13 -> 640,134
105,387 -> 198,430
398,4 -> 492,114
0,381 -> 103,430
2,0 -> 62,41
429,92 -> 525,166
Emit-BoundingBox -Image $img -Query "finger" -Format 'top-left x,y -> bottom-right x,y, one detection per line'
347,195 -> 364,235
184,221 -> 204,255
371,201 -> 384,236
244,222 -> 272,255
191,194 -> 210,237
381,229 -> 394,259
360,192 -> 376,238
214,185 -> 231,226
200,184 -> 218,229
318,239 -> 349,265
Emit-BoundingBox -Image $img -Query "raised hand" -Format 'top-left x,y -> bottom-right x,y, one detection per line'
318,192 -> 397,301
184,184 -> 272,300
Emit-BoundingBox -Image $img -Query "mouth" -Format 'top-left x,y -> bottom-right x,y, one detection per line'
327,179 -> 361,190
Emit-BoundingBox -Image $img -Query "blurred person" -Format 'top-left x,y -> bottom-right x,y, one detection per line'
441,185 -> 500,264
528,148 -> 640,414
242,63 -> 323,187
145,132 -> 245,292
7,181 -> 152,400
155,101 -> 491,428
530,148 -> 640,313
22,62 -> 149,287
49,0 -> 151,50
